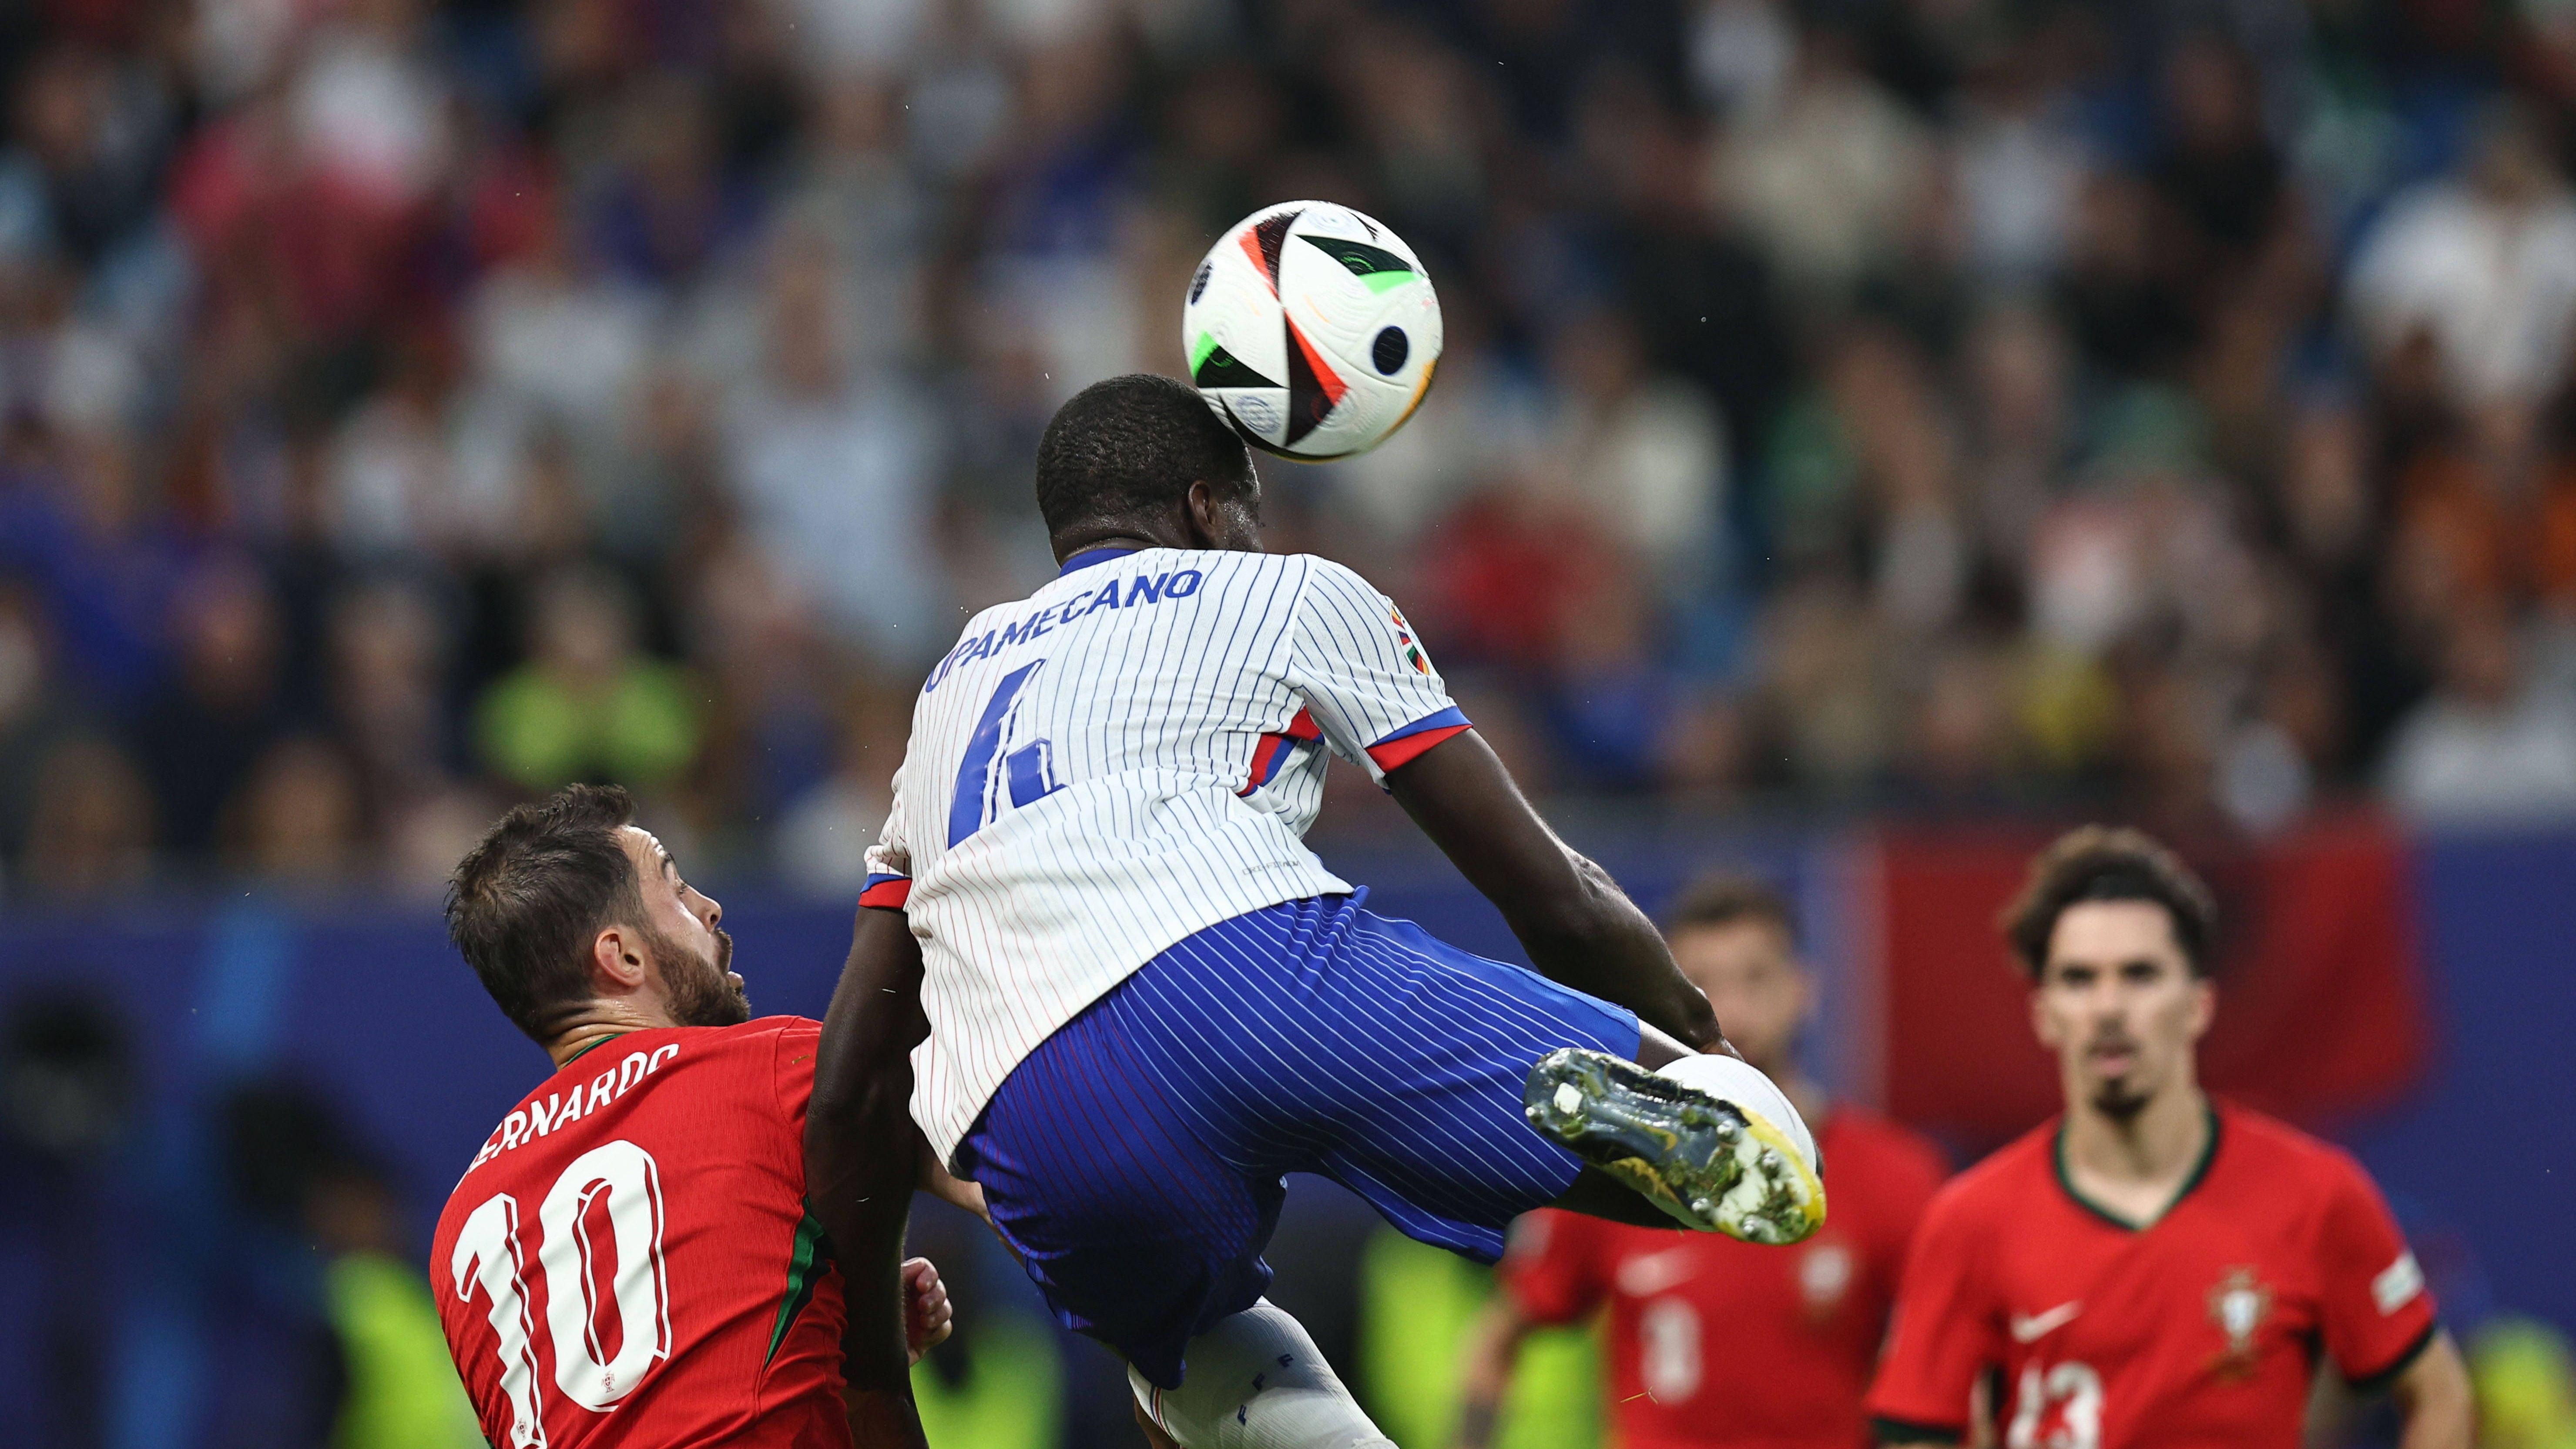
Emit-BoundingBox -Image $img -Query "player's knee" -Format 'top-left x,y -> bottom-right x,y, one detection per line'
1127,1301 -> 1395,1449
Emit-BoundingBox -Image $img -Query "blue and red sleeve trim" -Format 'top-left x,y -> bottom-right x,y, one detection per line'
1238,708 -> 1325,796
1365,706 -> 1471,773
858,873 -> 911,909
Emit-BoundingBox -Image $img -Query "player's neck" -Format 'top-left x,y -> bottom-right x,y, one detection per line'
544,999 -> 678,1068
1052,530 -> 1161,562
2063,1081 -> 2209,1207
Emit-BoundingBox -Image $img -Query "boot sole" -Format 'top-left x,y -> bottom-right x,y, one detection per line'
1523,1047 -> 1826,1244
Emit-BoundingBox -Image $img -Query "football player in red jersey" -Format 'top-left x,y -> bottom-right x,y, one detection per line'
1866,826 -> 2472,1448
432,785 -> 962,1449
1455,876 -> 1949,1449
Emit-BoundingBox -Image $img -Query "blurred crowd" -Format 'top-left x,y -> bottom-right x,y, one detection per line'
10,0 -> 2576,896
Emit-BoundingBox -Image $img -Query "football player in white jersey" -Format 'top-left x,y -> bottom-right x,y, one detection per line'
808,375 -> 1821,1449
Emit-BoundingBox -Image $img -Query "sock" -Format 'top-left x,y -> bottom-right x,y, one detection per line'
1128,1301 -> 1396,1449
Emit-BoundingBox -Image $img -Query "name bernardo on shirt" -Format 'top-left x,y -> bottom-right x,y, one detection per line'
461,1040 -> 682,1179
926,568 -> 1206,693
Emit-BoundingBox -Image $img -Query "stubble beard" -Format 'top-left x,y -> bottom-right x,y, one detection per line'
657,925 -> 750,1028
2090,1078 -> 2152,1121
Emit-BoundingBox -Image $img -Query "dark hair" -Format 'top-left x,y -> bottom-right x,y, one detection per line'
1664,874 -> 1800,949
446,784 -> 646,1043
1033,374 -> 1253,538
2000,825 -> 2217,979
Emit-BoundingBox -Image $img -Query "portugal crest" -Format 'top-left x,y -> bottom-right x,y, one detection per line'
2206,1266 -> 2273,1379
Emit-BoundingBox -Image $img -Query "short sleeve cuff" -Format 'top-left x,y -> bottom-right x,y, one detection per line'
858,873 -> 911,908
1365,707 -> 1470,773
2345,1320 -> 2439,1393
1869,1416 -> 1966,1445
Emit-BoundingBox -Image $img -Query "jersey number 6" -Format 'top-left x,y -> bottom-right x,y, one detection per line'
949,658 -> 1064,847
450,1140 -> 675,1446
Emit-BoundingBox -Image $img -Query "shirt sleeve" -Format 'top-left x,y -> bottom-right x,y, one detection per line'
1865,1188 -> 1998,1443
1495,1210 -> 1606,1326
2314,1152 -> 2439,1389
859,756 -> 913,908
1282,557 -> 1470,785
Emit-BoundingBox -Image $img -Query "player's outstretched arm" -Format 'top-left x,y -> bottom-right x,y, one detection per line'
1385,729 -> 1723,1053
2390,1331 -> 2473,1449
808,903 -> 936,1449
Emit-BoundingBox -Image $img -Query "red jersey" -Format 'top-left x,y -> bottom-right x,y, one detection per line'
431,1018 -> 851,1449
1865,1102 -> 2437,1448
1501,1106 -> 1949,1449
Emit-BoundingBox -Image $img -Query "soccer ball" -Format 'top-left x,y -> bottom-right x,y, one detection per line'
1183,201 -> 1443,461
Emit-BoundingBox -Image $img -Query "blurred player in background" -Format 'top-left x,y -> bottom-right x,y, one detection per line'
820,375 -> 1824,1449
433,785 -> 959,1449
1456,876 -> 1947,1449
1867,827 -> 2472,1448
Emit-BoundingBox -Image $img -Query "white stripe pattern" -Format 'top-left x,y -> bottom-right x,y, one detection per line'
868,549 -> 1462,1164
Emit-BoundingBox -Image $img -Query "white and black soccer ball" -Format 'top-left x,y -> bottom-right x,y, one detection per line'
1182,201 -> 1443,461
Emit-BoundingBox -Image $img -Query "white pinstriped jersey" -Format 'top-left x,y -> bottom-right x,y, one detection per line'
861,547 -> 1470,1165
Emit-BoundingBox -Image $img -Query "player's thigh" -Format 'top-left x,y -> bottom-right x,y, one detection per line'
958,997 -> 1282,1387
1288,907 -> 1645,1258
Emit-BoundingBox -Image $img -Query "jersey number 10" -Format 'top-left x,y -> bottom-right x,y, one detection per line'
450,1139 -> 675,1447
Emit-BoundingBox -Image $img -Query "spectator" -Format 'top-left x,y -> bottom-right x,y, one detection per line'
129,556 -> 295,857
327,576 -> 456,806
18,735 -> 153,897
0,0 -> 2566,872
2381,603 -> 2576,822
2348,105 -> 2576,413
0,579 -> 90,862
221,735 -> 367,884
473,565 -> 699,795
1538,310 -> 1727,599
1720,21 -> 1930,302
719,219 -> 943,663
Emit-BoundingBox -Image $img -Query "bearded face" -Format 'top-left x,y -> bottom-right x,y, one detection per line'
652,922 -> 749,1027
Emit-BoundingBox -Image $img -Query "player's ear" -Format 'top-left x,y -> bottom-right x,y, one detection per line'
1185,476 -> 1260,551
591,925 -> 647,993
2029,976 -> 2062,1049
2186,974 -> 2215,1041
1184,480 -> 1223,547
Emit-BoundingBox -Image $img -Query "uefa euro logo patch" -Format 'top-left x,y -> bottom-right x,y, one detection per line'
1389,607 -> 1430,674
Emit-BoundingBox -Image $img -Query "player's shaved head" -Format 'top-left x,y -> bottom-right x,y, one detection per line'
2002,825 -> 2217,980
1035,374 -> 1255,543
446,783 -> 651,1043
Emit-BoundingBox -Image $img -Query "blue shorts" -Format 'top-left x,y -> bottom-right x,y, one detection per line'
955,891 -> 1640,1389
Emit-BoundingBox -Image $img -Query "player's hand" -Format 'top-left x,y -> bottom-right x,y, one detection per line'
902,1257 -> 953,1364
